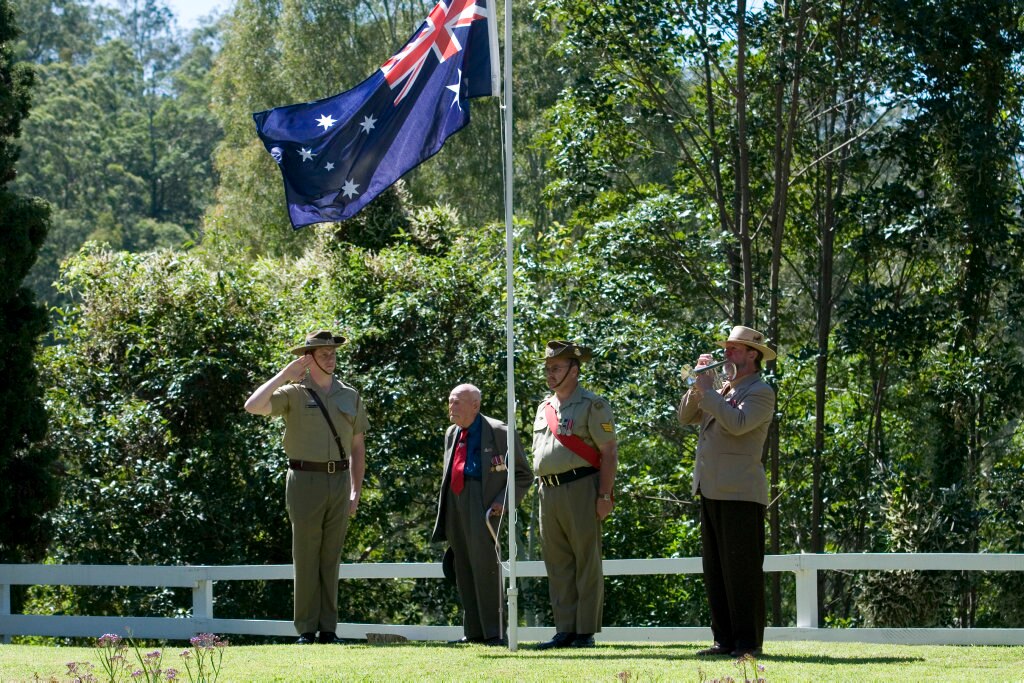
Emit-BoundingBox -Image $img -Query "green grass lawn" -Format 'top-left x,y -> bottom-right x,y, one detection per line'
1,640 -> 1023,682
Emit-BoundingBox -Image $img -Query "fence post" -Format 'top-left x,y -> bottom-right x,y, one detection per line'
192,579 -> 213,623
1,581 -> 9,644
795,565 -> 818,629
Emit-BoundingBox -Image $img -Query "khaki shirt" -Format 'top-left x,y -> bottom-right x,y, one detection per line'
532,384 -> 615,476
270,377 -> 369,461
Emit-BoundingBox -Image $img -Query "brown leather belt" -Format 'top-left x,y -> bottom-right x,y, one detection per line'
289,459 -> 350,473
537,466 -> 599,487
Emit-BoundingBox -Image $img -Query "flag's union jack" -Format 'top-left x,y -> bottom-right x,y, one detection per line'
381,0 -> 489,104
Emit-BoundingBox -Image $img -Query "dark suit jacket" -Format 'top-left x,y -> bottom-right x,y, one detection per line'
431,414 -> 533,543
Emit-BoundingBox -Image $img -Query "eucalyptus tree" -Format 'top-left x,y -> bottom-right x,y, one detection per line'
13,0 -> 222,304
10,0 -> 96,63
843,0 -> 1024,628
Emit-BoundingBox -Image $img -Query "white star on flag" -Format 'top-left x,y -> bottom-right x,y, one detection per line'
299,148 -> 316,161
341,179 -> 360,198
359,115 -> 377,134
316,114 -> 337,130
325,162 -> 335,171
447,69 -> 462,110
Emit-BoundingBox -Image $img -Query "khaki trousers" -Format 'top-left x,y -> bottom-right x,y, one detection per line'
539,473 -> 603,634
286,468 -> 352,634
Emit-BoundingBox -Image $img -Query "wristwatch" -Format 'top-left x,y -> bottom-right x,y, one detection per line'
598,493 -> 613,502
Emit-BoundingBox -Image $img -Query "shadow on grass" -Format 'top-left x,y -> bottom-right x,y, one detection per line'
476,644 -> 925,665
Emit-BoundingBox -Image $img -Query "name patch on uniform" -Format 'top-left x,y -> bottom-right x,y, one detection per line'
601,423 -> 613,433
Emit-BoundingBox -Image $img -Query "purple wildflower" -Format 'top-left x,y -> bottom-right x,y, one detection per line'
190,632 -> 222,650
97,633 -> 123,648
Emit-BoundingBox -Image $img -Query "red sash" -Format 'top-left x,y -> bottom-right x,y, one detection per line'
544,402 -> 602,470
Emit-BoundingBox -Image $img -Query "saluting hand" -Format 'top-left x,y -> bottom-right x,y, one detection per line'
282,354 -> 312,382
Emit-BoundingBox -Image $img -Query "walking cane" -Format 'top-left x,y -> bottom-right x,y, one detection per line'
484,509 -> 505,642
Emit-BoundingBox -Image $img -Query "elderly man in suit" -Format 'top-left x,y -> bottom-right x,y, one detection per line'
431,383 -> 533,646
678,326 -> 777,659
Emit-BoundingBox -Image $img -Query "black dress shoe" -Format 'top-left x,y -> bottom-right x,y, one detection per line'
481,636 -> 507,647
730,647 -> 762,658
696,643 -> 733,656
570,633 -> 595,648
535,632 -> 576,650
296,632 -> 317,645
317,631 -> 344,644
448,636 -> 483,645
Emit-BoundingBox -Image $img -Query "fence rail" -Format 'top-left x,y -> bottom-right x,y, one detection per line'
2,553 -> 1022,645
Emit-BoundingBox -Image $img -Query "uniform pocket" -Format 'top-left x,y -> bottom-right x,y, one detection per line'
714,453 -> 760,493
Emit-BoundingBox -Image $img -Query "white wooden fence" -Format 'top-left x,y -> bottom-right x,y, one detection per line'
2,553 -> 1022,646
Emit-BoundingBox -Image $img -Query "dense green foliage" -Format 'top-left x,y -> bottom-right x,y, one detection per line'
9,0 -> 1024,636
0,0 -> 60,565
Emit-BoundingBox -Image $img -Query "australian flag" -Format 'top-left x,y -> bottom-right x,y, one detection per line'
253,0 -> 499,229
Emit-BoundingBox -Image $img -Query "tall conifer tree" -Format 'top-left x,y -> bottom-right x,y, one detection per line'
0,0 -> 59,563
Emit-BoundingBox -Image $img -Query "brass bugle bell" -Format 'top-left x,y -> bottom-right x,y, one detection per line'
680,359 -> 736,386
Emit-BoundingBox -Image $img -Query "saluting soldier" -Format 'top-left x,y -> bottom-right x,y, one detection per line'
532,340 -> 618,650
244,330 -> 369,645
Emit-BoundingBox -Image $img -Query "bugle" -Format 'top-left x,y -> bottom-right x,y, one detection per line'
680,359 -> 736,387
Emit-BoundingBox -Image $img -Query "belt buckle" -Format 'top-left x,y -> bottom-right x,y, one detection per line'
327,461 -> 336,474
549,473 -> 560,487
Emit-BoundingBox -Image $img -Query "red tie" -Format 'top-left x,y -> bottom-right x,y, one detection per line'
451,429 -> 468,495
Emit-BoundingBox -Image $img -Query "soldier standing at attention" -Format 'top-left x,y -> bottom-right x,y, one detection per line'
532,340 -> 618,650
244,330 -> 368,645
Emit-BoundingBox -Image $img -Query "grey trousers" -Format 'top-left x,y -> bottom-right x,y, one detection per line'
445,479 -> 503,640
285,468 -> 352,634
539,473 -> 603,634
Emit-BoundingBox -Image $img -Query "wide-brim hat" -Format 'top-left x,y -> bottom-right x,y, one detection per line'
543,340 -> 592,363
290,329 -> 346,355
716,325 -> 777,361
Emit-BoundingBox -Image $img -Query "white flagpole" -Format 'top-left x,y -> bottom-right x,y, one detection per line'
500,0 -> 519,653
